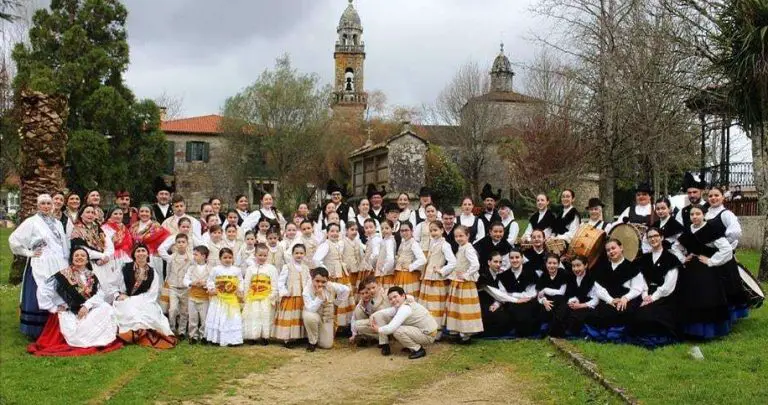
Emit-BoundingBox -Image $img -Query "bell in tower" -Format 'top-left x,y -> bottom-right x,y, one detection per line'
332,0 -> 367,121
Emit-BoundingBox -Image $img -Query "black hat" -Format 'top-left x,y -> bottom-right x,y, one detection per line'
385,202 -> 400,214
418,186 -> 433,198
498,198 -> 513,209
586,197 -> 605,209
682,172 -> 707,191
634,182 -> 653,194
480,183 -> 502,200
152,176 -> 175,195
326,180 -> 345,196
366,183 -> 385,199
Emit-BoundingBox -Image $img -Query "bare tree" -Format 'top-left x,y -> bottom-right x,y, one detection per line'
153,90 -> 185,119
424,62 -> 509,199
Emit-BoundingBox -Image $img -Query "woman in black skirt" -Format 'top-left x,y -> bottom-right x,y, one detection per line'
549,256 -> 597,337
536,254 -> 568,327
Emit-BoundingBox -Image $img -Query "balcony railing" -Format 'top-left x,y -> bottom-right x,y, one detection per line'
333,92 -> 368,105
701,162 -> 753,187
335,44 -> 365,53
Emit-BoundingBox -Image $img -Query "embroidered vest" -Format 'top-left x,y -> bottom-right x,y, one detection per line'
424,239 -> 447,280
396,238 -> 419,271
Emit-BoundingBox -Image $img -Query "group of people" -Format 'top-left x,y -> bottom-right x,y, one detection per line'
8,174 -> 759,358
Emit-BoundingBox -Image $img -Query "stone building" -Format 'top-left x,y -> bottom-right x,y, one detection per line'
331,0 -> 368,124
349,123 -> 428,199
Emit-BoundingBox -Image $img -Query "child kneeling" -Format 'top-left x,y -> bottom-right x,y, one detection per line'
302,267 -> 350,351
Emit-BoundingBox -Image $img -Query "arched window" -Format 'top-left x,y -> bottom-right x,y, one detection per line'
352,34 -> 358,45
344,68 -> 355,91
342,34 -> 348,45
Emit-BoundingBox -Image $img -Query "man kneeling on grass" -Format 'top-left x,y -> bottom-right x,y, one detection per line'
362,286 -> 438,359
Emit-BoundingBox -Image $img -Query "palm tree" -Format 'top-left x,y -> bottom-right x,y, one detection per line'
0,0 -> 20,22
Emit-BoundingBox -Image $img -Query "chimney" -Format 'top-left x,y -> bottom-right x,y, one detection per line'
159,106 -> 168,122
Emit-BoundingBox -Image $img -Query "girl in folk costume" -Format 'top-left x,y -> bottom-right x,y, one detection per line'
70,205 -> 116,292
355,198 -> 380,245
209,197 -> 226,225
393,221 -> 427,297
536,254 -> 568,327
205,225 -> 226,267
630,227 -> 682,346
585,198 -> 609,231
237,231 -> 258,269
205,248 -> 244,346
397,193 -> 417,229
102,207 -> 135,281
113,244 -> 177,349
266,228 -> 286,275
198,202 -> 214,235
62,192 -> 81,236
85,190 -> 105,224
254,217 -> 271,244
234,194 -> 250,226
342,221 -> 365,295
458,197 -> 485,243
293,203 -> 310,227
274,244 -> 311,347
375,220 -> 397,292
223,224 -> 243,263
548,256 -> 598,337
523,229 -> 548,277
441,225 -> 483,342
649,197 -> 684,249
51,192 -> 66,231
312,223 -> 355,327
9,194 -> 70,339
522,193 -> 557,242
384,203 -> 403,243
497,199 -> 519,247
358,218 -> 381,283
671,205 -> 733,340
279,223 -> 302,264
183,246 -> 211,344
302,267 -> 351,351
130,205 -> 170,277
224,209 -> 241,234
30,247 -> 121,356
413,204 -> 439,256
200,214 -> 220,245
315,211 -> 346,242
489,248 -> 539,337
552,189 -> 581,244
299,220 -> 319,267
417,220 -> 456,336
241,244 -> 279,345
316,201 -> 337,233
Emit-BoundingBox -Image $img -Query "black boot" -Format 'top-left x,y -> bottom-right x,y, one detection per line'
260,338 -> 269,346
306,343 -> 317,352
380,343 -> 391,356
408,347 -> 427,359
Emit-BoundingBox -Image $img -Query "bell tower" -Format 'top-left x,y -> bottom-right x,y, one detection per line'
332,0 -> 367,122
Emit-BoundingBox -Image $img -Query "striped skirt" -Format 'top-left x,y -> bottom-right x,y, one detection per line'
332,275 -> 355,327
20,264 -> 49,339
376,274 -> 395,295
445,280 -> 484,334
393,270 -> 421,297
417,279 -> 450,328
273,296 -> 305,341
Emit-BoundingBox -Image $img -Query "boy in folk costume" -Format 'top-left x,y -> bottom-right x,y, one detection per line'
241,244 -> 279,345
184,245 -> 211,344
302,267 -> 351,351
266,228 -> 285,272
375,220 -> 397,292
441,225 -> 484,343
359,218 -> 381,283
342,221 -> 365,295
349,276 -> 390,346
161,194 -> 202,239
273,244 -> 311,348
167,233 -> 193,338
417,220 -> 456,337
368,286 -> 439,359
312,223 -> 355,328
393,221 -> 427,297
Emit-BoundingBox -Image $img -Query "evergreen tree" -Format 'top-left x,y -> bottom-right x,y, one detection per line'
12,0 -> 166,201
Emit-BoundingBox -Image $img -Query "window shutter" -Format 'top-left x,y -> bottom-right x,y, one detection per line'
185,141 -> 192,162
202,142 -> 210,163
166,141 -> 175,173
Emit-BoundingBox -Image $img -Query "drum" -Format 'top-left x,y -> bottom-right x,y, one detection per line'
515,237 -> 533,251
568,224 -> 606,268
545,238 -> 567,256
608,223 -> 642,261
738,265 -> 765,309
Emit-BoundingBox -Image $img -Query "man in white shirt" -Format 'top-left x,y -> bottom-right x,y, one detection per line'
367,286 -> 438,359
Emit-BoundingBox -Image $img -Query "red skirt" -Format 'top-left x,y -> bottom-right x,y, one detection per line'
27,316 -> 123,357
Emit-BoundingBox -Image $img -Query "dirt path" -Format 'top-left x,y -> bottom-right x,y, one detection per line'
185,342 -> 535,405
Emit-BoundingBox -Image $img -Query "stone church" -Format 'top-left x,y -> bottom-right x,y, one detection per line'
159,0 -> 556,212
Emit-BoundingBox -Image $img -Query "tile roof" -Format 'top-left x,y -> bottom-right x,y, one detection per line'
160,114 -> 223,135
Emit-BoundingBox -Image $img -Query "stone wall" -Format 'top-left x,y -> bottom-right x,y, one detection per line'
167,134 -> 242,214
387,134 -> 427,197
739,216 -> 764,250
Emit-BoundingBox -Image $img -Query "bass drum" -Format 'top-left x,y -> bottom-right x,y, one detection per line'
739,265 -> 765,309
568,224 -> 606,268
608,223 -> 642,261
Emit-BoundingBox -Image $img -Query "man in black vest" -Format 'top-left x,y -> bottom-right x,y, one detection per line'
151,177 -> 175,223
328,180 -> 355,222
441,206 -> 459,253
366,183 -> 387,223
479,184 -> 502,232
675,172 -> 707,228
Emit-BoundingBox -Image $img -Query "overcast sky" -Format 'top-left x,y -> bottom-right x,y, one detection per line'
121,0 -> 546,117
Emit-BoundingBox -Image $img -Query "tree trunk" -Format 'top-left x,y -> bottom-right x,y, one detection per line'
752,123 -> 768,281
10,90 -> 69,284
599,164 -> 616,222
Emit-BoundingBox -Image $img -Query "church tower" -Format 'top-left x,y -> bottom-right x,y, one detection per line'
332,0 -> 367,122
490,42 -> 514,92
